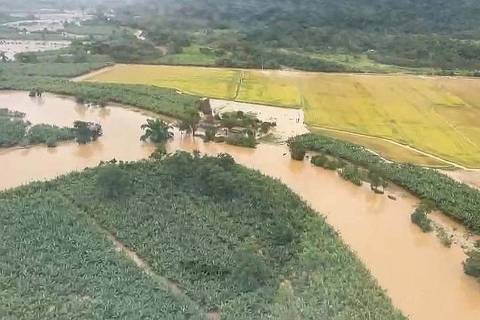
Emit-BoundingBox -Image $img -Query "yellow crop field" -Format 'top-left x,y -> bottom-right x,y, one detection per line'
236,70 -> 303,107
81,64 -> 480,168
311,127 -> 449,167
88,64 -> 241,99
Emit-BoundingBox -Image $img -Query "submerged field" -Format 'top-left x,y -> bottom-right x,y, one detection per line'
0,154 -> 404,319
84,64 -> 480,168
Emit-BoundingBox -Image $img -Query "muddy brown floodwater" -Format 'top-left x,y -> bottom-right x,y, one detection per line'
0,40 -> 71,61
1,91 -> 480,320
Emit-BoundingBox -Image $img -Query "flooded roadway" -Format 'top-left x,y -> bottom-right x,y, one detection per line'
0,91 -> 479,320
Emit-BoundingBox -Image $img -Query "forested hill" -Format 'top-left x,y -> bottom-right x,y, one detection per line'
112,0 -> 480,73
143,0 -> 480,35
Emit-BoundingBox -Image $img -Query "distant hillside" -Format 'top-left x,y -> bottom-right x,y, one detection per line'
112,0 -> 480,73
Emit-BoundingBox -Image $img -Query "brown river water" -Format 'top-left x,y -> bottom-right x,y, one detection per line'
1,91 -> 480,320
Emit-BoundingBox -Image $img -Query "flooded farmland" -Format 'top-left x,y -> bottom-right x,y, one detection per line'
0,91 -> 480,320
3,10 -> 91,32
0,40 -> 71,60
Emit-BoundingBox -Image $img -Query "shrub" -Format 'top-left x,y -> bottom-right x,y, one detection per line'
411,209 -> 433,232
436,227 -> 453,248
226,135 -> 257,148
311,154 -> 344,170
74,121 -> 102,144
464,251 -> 480,278
0,118 -> 28,147
232,249 -> 270,292
96,166 -> 129,199
46,137 -> 58,148
25,124 -> 75,145
339,165 -> 363,186
204,126 -> 217,142
287,139 -> 306,160
311,154 -> 328,167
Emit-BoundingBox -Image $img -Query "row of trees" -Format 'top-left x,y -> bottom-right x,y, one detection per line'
287,133 -> 480,278
287,133 -> 480,233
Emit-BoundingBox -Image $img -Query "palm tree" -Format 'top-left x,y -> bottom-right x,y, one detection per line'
140,119 -> 173,143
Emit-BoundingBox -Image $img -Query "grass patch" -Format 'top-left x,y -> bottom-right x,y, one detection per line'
411,209 -> 434,232
158,45 -> 217,66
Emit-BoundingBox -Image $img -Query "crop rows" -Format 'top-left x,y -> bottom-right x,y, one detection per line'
0,153 -> 404,319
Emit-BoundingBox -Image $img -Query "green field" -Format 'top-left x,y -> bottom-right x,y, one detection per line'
0,154 -> 404,319
157,45 -> 218,66
84,64 -> 480,168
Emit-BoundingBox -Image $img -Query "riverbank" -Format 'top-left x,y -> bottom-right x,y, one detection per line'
75,63 -> 480,169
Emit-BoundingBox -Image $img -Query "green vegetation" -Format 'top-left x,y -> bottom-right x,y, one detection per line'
212,111 -> 276,149
311,154 -> 344,171
0,115 -> 28,147
411,209 -> 433,233
0,76 -> 199,120
339,165 -> 363,186
435,226 -> 453,248
0,184 -> 204,319
140,119 -> 173,143
85,31 -> 162,63
26,124 -> 76,147
204,126 -> 217,142
0,152 -> 404,319
0,63 -> 111,78
0,109 -> 77,148
288,133 -> 480,232
96,165 -> 129,199
112,0 -> 480,74
464,251 -> 480,278
63,20 -> 134,39
368,170 -> 388,194
158,45 -> 217,66
225,135 -> 257,148
178,109 -> 201,136
73,121 -> 102,144
86,64 -> 480,167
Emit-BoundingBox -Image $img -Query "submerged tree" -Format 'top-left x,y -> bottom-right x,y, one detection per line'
179,110 -> 201,136
368,169 -> 388,194
74,121 -> 103,144
464,250 -> 480,278
150,143 -> 168,160
140,119 -> 173,143
287,138 -> 306,161
204,126 -> 217,142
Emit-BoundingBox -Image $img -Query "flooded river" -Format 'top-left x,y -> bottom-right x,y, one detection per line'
1,91 -> 479,320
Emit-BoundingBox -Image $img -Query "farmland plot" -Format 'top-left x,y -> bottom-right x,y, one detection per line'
81,64 -> 480,167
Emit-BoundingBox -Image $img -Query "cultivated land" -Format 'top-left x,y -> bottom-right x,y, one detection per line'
83,64 -> 480,168
0,155 -> 404,320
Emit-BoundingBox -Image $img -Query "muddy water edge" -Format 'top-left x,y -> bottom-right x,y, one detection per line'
1,91 -> 479,320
